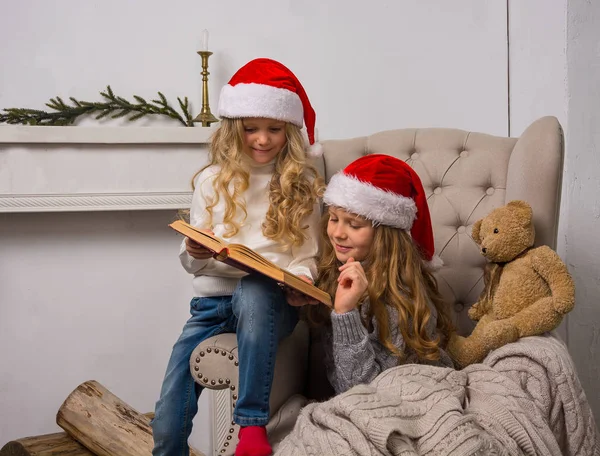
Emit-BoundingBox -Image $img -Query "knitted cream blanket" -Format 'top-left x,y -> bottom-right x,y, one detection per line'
276,334 -> 599,456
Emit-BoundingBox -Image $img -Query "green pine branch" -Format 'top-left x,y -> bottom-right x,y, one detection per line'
0,86 -> 195,126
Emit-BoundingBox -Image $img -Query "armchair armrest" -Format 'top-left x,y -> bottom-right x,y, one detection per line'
190,321 -> 309,455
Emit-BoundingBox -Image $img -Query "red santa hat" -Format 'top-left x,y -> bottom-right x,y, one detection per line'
323,154 -> 443,270
217,58 -> 322,158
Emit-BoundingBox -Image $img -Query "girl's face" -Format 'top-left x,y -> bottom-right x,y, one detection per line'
327,207 -> 375,263
242,118 -> 287,164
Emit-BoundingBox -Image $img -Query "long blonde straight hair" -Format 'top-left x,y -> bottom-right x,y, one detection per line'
190,118 -> 324,248
307,216 -> 454,361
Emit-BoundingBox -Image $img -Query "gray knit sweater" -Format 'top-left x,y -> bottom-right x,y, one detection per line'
324,299 -> 453,394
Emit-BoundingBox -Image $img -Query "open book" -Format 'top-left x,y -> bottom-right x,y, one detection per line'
169,220 -> 332,307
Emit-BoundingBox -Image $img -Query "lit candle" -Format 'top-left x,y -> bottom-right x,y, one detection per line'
201,29 -> 209,51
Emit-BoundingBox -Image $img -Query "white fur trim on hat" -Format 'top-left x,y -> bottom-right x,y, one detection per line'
324,172 -> 417,229
217,83 -> 303,126
306,142 -> 323,158
304,127 -> 322,158
424,255 -> 444,271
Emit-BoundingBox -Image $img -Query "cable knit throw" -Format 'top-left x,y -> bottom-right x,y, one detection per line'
275,334 -> 599,456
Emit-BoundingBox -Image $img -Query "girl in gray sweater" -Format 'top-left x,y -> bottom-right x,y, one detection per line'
308,154 -> 454,394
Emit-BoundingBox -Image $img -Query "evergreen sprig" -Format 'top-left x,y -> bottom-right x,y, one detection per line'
0,86 -> 194,126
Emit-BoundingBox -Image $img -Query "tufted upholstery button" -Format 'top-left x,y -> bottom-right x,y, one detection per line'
486,187 -> 495,195
460,150 -> 468,158
433,187 -> 442,195
411,152 -> 419,160
454,302 -> 465,312
457,226 -> 466,234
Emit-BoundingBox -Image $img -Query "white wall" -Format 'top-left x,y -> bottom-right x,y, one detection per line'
508,0 -> 600,421
508,0 -> 570,341
0,210 -> 212,443
564,0 -> 600,419
0,0 -> 511,454
508,1 -> 568,138
0,0 -> 508,137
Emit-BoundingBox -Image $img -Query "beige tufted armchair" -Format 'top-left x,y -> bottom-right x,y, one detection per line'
189,116 -> 564,455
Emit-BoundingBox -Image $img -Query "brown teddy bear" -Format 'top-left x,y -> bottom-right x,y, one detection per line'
447,200 -> 575,368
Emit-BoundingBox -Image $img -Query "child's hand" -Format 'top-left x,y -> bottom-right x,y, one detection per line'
185,233 -> 214,260
284,275 -> 319,307
334,258 -> 367,314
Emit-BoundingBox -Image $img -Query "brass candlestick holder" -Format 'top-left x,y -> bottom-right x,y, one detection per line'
193,51 -> 219,127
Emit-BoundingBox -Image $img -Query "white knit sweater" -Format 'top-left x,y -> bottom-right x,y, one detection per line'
275,334 -> 600,456
179,156 -> 321,297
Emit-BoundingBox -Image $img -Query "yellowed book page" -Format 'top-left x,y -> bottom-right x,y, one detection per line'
229,245 -> 331,306
226,247 -> 285,282
169,220 -> 331,306
228,244 -> 280,269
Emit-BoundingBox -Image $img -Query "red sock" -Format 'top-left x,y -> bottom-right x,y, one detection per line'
235,426 -> 272,456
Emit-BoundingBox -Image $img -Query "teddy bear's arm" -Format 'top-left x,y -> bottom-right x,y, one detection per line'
502,246 -> 575,339
530,245 -> 575,315
468,294 -> 493,321
468,262 -> 501,321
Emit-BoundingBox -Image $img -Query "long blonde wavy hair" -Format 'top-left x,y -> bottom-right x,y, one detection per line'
190,117 -> 324,248
307,215 -> 454,362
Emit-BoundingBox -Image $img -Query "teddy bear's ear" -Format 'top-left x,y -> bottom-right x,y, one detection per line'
471,219 -> 483,244
506,200 -> 533,226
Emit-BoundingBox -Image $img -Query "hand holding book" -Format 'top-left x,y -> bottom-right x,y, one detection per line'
185,234 -> 214,260
284,275 -> 320,307
170,220 -> 332,307
186,229 -> 318,307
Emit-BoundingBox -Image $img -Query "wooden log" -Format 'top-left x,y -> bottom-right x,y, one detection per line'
0,432 -> 92,456
0,413 -> 160,456
56,380 -> 203,456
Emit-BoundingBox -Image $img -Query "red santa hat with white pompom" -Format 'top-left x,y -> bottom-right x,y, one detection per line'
217,58 -> 322,158
324,154 -> 443,270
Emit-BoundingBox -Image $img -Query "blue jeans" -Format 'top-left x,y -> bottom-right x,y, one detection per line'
151,274 -> 298,456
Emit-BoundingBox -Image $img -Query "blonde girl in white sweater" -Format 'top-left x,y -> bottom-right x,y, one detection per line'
152,58 -> 324,456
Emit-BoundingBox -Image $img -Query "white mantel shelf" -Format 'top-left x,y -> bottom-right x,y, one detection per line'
0,125 -> 216,144
1,192 -> 193,212
0,126 -> 217,212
